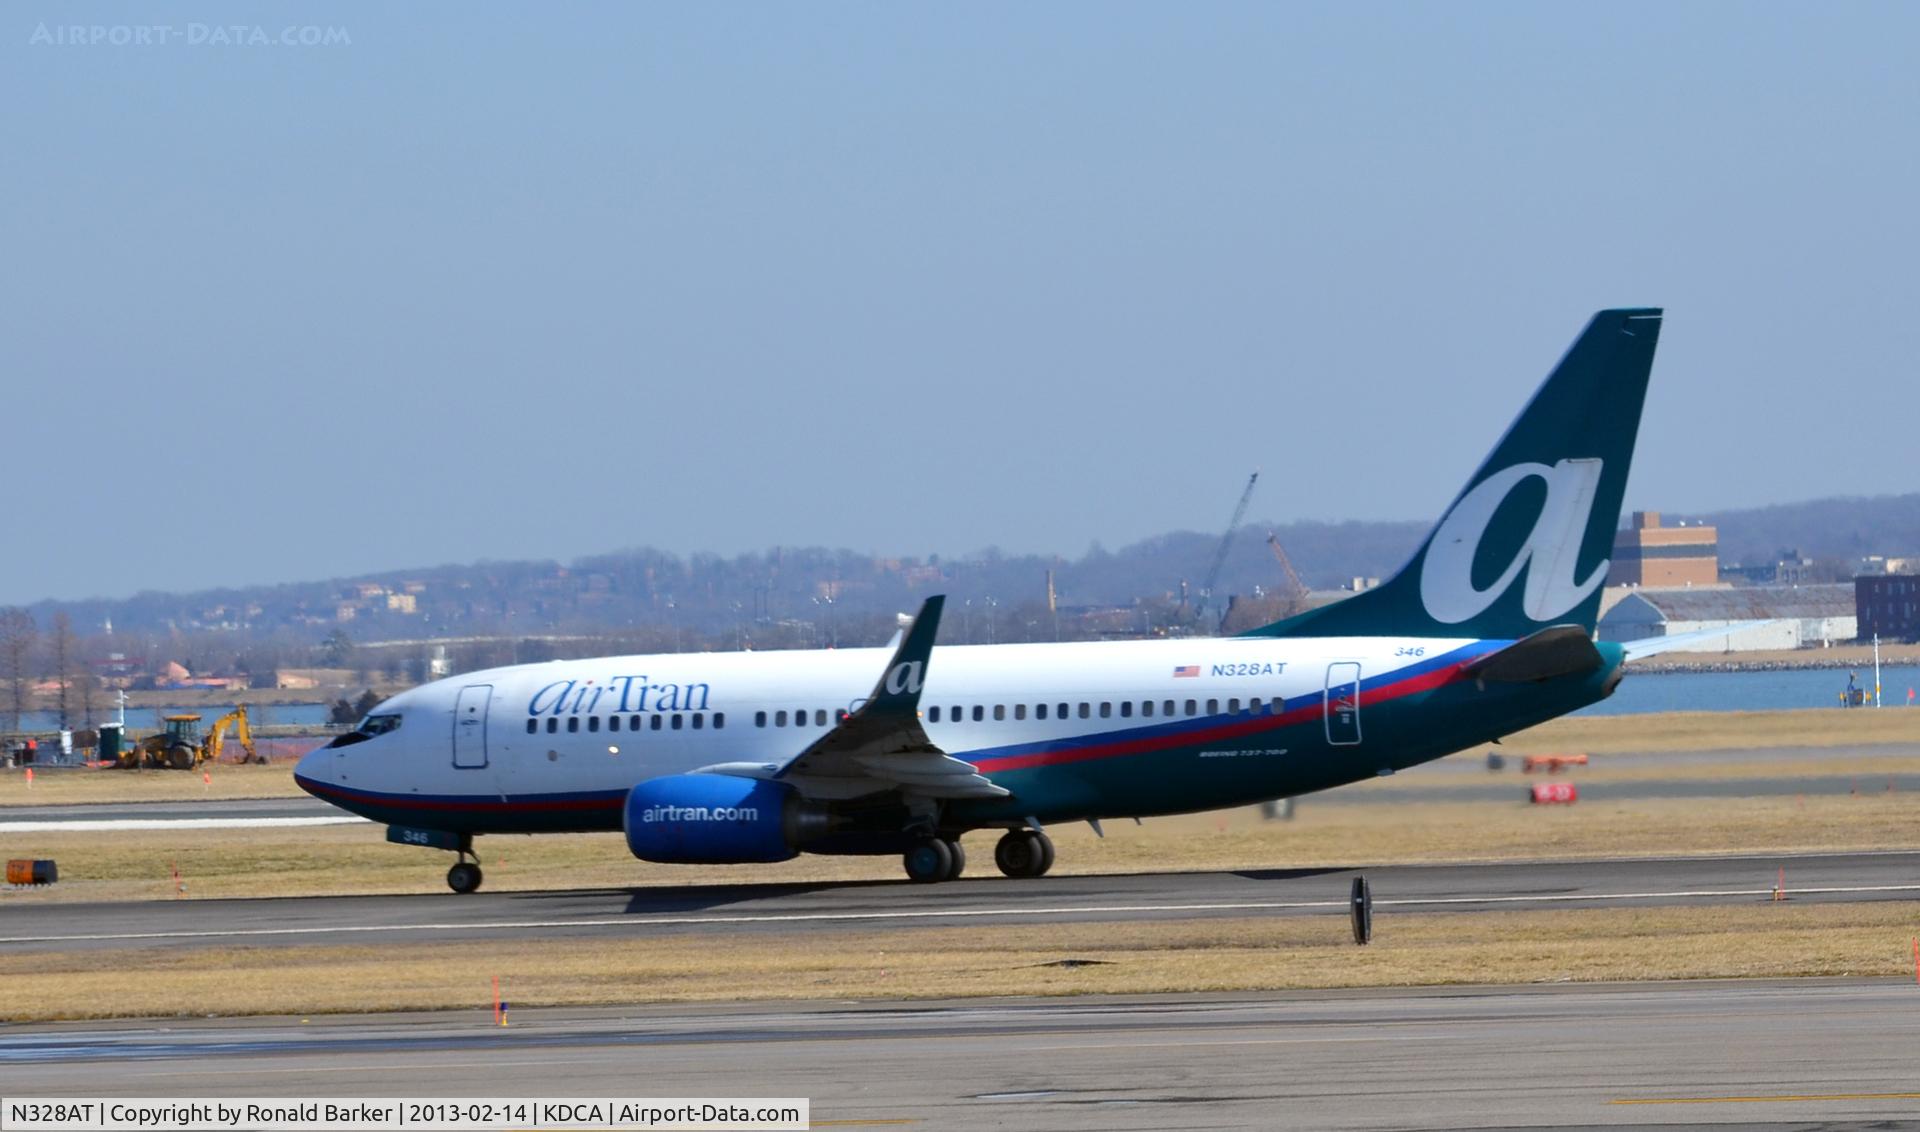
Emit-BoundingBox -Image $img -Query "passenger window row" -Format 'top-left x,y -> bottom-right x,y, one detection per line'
921,697 -> 1284,723
752,709 -> 851,728
525,712 -> 724,735
523,696 -> 1290,737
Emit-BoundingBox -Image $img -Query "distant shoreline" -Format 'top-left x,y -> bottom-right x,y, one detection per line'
1628,642 -> 1920,675
109,685 -> 405,710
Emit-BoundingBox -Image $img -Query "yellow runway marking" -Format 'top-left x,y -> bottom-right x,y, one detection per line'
1612,1091 -> 1920,1105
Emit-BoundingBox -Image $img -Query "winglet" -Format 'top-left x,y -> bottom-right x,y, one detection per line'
860,595 -> 943,719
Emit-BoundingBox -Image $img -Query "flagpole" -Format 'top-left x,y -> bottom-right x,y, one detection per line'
1873,633 -> 1882,708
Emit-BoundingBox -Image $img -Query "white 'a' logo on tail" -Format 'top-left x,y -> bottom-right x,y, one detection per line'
885,661 -> 925,696
1418,458 -> 1608,624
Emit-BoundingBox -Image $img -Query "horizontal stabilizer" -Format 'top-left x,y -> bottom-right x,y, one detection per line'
1462,625 -> 1603,684
1621,621 -> 1782,662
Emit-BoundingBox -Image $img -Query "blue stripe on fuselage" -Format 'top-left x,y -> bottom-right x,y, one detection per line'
297,640 -> 1508,833
952,640 -> 1496,764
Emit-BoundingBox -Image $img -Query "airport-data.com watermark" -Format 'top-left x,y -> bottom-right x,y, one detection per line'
28,22 -> 351,48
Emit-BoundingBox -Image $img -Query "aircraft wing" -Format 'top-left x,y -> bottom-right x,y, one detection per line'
1619,621 -> 1783,662
696,595 -> 1009,801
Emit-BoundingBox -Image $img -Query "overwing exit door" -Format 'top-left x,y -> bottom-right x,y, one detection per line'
1325,663 -> 1361,746
453,683 -> 492,769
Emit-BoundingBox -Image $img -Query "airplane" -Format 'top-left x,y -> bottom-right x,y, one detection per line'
299,308 -> 1674,894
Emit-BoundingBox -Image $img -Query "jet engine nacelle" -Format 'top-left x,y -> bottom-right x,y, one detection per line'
622,773 -> 824,864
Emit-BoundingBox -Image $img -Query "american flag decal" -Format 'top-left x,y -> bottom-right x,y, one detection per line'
1172,665 -> 1200,678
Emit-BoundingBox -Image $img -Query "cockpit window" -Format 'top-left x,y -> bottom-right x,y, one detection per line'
360,714 -> 402,736
324,713 -> 403,749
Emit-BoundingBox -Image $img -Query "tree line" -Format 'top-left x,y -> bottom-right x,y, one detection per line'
0,607 -> 99,732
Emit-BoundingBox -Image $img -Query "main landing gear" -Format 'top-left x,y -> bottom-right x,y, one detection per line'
447,837 -> 483,894
903,836 -> 968,883
993,829 -> 1054,879
902,829 -> 1054,882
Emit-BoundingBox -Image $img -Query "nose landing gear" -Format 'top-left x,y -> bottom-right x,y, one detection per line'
447,835 -> 483,894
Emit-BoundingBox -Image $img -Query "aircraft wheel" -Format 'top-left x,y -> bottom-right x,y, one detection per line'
903,838 -> 953,884
447,861 -> 483,894
995,830 -> 1054,878
943,839 -> 967,879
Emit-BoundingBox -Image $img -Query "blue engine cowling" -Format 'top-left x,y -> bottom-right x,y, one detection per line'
623,774 -> 804,864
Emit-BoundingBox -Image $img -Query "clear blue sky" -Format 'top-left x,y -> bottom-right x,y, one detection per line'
4,3 -> 1916,604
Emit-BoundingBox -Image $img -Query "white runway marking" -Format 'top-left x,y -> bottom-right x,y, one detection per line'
138,1037 -> 1442,1079
0,816 -> 366,832
6,883 -> 1919,946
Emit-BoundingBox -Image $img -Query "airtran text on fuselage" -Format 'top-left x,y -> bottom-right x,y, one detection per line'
527,675 -> 712,717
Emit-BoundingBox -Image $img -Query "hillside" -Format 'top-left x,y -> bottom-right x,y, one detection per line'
1697,493 -> 1920,565
10,494 -> 1917,656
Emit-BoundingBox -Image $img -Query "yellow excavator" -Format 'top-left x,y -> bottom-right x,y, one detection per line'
116,706 -> 262,769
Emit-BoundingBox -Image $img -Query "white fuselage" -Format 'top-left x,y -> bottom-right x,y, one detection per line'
297,633 -> 1483,821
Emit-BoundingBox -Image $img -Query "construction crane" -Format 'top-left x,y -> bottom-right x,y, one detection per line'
1266,530 -> 1310,615
1194,471 -> 1258,625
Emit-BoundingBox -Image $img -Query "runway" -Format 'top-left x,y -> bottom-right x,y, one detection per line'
0,797 -> 357,830
1332,774 -> 1917,804
4,980 -> 1920,1129
5,851 -> 1918,952
0,798 -> 342,821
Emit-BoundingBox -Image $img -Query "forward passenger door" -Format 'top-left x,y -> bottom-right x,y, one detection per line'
453,684 -> 492,769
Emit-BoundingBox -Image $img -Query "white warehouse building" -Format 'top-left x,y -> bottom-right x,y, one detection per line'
1597,584 -> 1858,652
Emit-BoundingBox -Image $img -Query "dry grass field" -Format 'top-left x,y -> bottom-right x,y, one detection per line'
6,901 -> 1917,1023
0,762 -> 310,807
1504,706 -> 1917,753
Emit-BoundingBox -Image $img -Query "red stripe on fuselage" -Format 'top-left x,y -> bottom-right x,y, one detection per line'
969,659 -> 1469,773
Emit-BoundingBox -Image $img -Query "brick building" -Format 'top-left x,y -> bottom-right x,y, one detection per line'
1606,511 -> 1718,587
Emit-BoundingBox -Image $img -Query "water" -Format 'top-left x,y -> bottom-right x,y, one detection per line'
1579,664 -> 1920,716
11,703 -> 333,733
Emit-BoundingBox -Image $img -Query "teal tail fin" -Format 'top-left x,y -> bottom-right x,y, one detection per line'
1242,308 -> 1664,641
